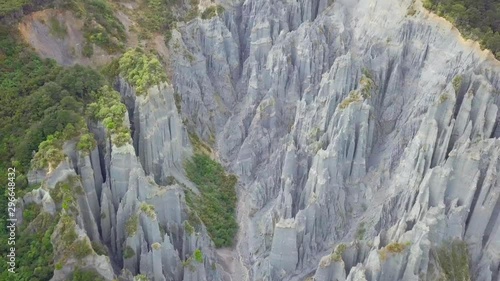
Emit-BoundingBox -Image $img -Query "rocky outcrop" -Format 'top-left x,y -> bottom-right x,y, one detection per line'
118,79 -> 193,185
169,0 -> 500,280
18,0 -> 500,279
23,79 -> 226,280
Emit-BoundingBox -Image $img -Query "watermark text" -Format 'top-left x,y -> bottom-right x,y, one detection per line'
6,167 -> 16,273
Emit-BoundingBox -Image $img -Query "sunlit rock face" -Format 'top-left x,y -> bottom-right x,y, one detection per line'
169,0 -> 500,280
25,80 -> 225,281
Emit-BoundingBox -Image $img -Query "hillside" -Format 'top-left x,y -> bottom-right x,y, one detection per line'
423,0 -> 500,58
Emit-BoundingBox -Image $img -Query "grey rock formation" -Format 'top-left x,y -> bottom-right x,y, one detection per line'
21,0 -> 500,279
25,81 -> 224,281
168,0 -> 500,280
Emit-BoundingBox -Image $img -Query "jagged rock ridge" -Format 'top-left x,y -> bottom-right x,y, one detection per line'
169,0 -> 500,280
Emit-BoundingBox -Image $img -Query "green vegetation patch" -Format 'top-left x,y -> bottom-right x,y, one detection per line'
31,122 -> 83,171
194,249 -> 203,263
73,240 -> 93,259
126,214 -> 139,237
185,153 -> 238,248
359,74 -> 375,98
423,0 -> 500,59
188,132 -> 212,155
356,222 -> 366,240
48,17 -> 67,39
182,256 -> 196,272
439,93 -> 449,103
452,75 -> 463,93
71,268 -> 105,281
31,119 -> 96,172
77,133 -> 97,153
201,5 -> 225,20
0,202 -> 57,280
87,85 -> 131,146
339,91 -> 363,110
184,220 -> 195,235
330,243 -> 347,262
118,48 -> 167,95
435,240 -> 471,281
63,0 -> 126,54
0,27 -> 105,192
140,203 -> 156,219
129,0 -> 177,41
91,241 -> 107,256
185,0 -> 200,21
135,274 -> 150,281
379,241 -> 410,261
124,245 -> 135,259
152,242 -> 161,250
56,214 -> 94,264
0,0 -> 30,16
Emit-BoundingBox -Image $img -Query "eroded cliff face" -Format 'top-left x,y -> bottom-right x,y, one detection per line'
169,0 -> 500,280
20,0 -> 500,280
22,81 -> 228,281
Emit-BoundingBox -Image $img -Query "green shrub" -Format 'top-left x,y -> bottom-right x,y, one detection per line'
118,48 -> 167,95
386,242 -> 407,253
174,93 -> 182,113
152,242 -> 161,250
124,246 -> 135,259
356,222 -> 366,240
31,126 -> 84,171
185,153 -> 238,247
439,94 -> 449,103
194,249 -> 203,263
91,241 -> 107,256
185,2 -> 199,21
330,243 -> 347,262
48,17 -> 67,39
140,203 -> 156,218
184,221 -> 195,235
182,257 -> 196,271
135,274 -> 150,281
71,268 -> 105,281
82,41 -> 94,58
77,133 -> 97,153
424,0 -> 500,59
0,0 -> 30,16
0,30 -> 104,177
74,240 -> 92,259
63,0 -> 126,54
339,91 -> 362,110
100,58 -> 120,82
126,214 -> 139,237
87,86 -> 131,146
60,214 -> 78,246
138,0 -> 174,32
452,75 -> 463,93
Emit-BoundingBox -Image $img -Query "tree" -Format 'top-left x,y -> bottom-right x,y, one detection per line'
486,32 -> 500,55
